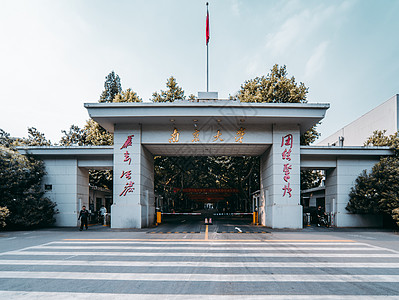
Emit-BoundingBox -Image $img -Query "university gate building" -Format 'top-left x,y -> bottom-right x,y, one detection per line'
19,98 -> 392,229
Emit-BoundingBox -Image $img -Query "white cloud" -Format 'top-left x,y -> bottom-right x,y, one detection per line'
231,0 -> 241,17
304,41 -> 330,80
264,2 -> 347,57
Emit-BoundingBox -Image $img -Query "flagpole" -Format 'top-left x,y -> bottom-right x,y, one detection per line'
206,2 -> 209,92
207,41 -> 209,92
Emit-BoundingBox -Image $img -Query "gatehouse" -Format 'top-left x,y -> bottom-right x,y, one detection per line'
19,98 -> 392,229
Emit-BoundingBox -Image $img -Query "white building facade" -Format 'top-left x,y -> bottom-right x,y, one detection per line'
318,94 -> 399,146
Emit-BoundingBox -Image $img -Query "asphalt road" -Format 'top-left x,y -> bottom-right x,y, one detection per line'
1,217 -> 399,299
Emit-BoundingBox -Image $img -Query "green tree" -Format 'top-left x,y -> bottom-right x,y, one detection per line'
99,71 -> 122,103
364,130 -> 399,155
300,170 -> 323,191
60,125 -> 87,146
347,157 -> 399,216
188,94 -> 196,102
22,127 -> 51,146
84,119 -> 113,146
300,126 -> 321,146
0,146 -> 57,228
347,130 -> 399,226
152,76 -> 185,102
0,128 -> 15,148
364,130 -> 392,146
113,88 -> 142,103
346,170 -> 380,214
236,64 -> 308,104
392,208 -> 399,227
0,206 -> 9,227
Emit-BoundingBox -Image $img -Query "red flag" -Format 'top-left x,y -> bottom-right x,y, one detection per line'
206,7 -> 210,45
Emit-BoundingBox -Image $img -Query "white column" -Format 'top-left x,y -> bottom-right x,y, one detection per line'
112,124 -> 154,228
140,146 -> 155,227
260,124 -> 302,229
112,124 -> 142,228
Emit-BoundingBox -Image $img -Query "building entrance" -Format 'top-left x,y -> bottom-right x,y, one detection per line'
19,100 -> 394,229
85,100 -> 328,229
153,155 -> 259,229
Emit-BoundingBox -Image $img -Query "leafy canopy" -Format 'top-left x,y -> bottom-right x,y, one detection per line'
0,145 -> 57,228
99,71 -> 122,103
236,64 -> 308,103
0,129 -> 14,148
152,76 -> 185,102
114,88 -> 142,103
347,130 -> 399,226
347,157 -> 399,216
59,125 -> 87,146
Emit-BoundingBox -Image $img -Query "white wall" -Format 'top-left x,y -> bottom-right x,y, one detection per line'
319,95 -> 399,146
325,158 -> 382,227
42,158 -> 89,227
77,167 -> 89,214
142,123 -> 273,145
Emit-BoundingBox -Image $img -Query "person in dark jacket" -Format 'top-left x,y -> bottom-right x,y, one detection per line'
78,205 -> 90,231
317,206 -> 323,227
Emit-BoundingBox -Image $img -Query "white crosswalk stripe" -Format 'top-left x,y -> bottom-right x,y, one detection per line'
1,259 -> 398,268
30,245 -> 382,251
0,291 -> 398,300
1,271 -> 399,282
4,250 -> 399,257
0,238 -> 399,298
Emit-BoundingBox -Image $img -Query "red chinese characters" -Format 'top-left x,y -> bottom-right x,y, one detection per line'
282,148 -> 291,161
282,182 -> 292,197
119,181 -> 135,197
281,134 -> 293,197
281,134 -> 293,148
119,135 -> 135,197
120,170 -> 132,180
283,163 -> 292,182
120,135 -> 134,150
123,151 -> 132,165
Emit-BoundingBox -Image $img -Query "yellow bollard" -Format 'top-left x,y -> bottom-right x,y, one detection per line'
156,211 -> 162,225
253,211 -> 258,225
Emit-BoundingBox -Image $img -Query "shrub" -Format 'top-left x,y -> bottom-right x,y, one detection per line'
0,146 -> 58,229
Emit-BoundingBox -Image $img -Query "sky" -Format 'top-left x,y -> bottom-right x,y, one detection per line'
1,0 -> 399,144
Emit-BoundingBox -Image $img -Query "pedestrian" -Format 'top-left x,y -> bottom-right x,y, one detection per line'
99,205 -> 107,224
78,205 -> 90,231
316,205 -> 323,227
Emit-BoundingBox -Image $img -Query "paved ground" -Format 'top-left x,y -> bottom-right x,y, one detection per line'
1,218 -> 399,299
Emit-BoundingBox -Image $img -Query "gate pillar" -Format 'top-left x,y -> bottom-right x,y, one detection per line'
260,124 -> 302,228
111,124 -> 155,228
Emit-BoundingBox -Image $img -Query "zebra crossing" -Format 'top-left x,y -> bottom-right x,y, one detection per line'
1,238 -> 399,298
